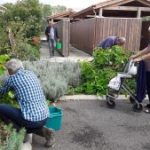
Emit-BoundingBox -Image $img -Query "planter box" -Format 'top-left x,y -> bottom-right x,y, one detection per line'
45,106 -> 63,131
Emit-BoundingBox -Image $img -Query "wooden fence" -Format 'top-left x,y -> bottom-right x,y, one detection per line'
70,18 -> 142,55
56,19 -> 70,56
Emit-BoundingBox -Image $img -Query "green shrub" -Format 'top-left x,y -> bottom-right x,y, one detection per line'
71,46 -> 132,95
23,60 -> 80,102
0,55 -> 24,148
0,55 -> 18,107
0,1 -> 41,61
0,124 -> 25,150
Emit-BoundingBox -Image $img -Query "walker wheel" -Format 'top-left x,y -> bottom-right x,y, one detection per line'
106,94 -> 116,108
132,103 -> 143,112
129,96 -> 136,104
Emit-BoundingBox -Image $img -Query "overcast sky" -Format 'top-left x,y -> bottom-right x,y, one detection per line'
0,0 -> 106,11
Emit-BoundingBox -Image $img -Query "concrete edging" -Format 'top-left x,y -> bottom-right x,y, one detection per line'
60,95 -> 149,101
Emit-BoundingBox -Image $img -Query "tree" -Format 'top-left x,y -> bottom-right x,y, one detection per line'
0,0 -> 42,60
52,5 -> 66,15
3,0 -> 42,37
40,4 -> 52,32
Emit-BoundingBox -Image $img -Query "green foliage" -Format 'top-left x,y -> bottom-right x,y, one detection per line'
0,0 -> 41,60
72,46 -> 131,95
23,60 -> 80,102
52,5 -> 66,14
0,55 -> 10,75
4,0 -> 42,37
0,26 -> 10,55
41,4 -> 52,17
13,42 -> 40,61
0,55 -> 18,107
0,56 -> 23,149
93,46 -> 129,70
0,90 -> 18,107
0,0 -> 67,59
40,4 -> 52,32
40,4 -> 66,32
0,124 -> 25,150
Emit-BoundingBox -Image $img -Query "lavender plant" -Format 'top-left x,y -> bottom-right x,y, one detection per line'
23,60 -> 81,102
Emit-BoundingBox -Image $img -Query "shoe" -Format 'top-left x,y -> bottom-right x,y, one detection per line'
34,127 -> 55,148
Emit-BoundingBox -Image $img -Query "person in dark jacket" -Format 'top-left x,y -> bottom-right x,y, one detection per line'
45,21 -> 59,57
131,26 -> 150,113
98,36 -> 126,49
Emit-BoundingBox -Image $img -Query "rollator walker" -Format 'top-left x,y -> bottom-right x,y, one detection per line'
106,60 -> 143,112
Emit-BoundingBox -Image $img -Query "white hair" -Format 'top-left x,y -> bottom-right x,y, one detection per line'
117,37 -> 126,45
5,59 -> 24,73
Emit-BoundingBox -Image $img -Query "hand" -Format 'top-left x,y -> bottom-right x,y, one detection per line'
130,54 -> 137,60
132,57 -> 142,62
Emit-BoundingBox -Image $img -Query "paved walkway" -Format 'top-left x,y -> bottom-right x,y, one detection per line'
32,41 -> 150,150
32,100 -> 150,150
40,41 -> 93,62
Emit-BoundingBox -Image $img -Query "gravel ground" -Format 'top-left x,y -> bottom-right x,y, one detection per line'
32,100 -> 150,150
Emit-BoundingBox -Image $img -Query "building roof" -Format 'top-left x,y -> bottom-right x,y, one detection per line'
48,10 -> 76,21
72,0 -> 150,19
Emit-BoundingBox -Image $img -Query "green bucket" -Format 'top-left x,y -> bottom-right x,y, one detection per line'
56,41 -> 62,50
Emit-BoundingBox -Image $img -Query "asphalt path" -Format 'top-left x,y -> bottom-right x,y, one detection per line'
32,100 -> 150,150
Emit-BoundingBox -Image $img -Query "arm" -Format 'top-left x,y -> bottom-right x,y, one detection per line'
0,77 -> 12,95
132,45 -> 150,62
131,45 -> 150,59
45,27 -> 49,41
45,26 -> 48,36
55,28 -> 59,39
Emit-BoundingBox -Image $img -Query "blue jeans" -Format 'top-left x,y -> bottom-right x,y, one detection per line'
0,104 -> 47,133
48,39 -> 56,56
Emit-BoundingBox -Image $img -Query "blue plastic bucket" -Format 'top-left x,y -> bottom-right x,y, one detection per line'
45,106 -> 63,131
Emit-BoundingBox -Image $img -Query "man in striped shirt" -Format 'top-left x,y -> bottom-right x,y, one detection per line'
0,59 -> 54,147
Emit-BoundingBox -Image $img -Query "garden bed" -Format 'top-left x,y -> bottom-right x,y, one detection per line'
0,123 -> 31,150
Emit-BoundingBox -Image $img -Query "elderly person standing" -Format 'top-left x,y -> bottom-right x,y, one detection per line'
98,36 -> 126,49
45,20 -> 59,57
131,26 -> 150,113
0,59 -> 54,147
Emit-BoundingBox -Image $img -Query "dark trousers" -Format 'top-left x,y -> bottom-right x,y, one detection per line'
146,72 -> 150,101
135,61 -> 146,103
48,39 -> 56,56
0,104 -> 47,133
